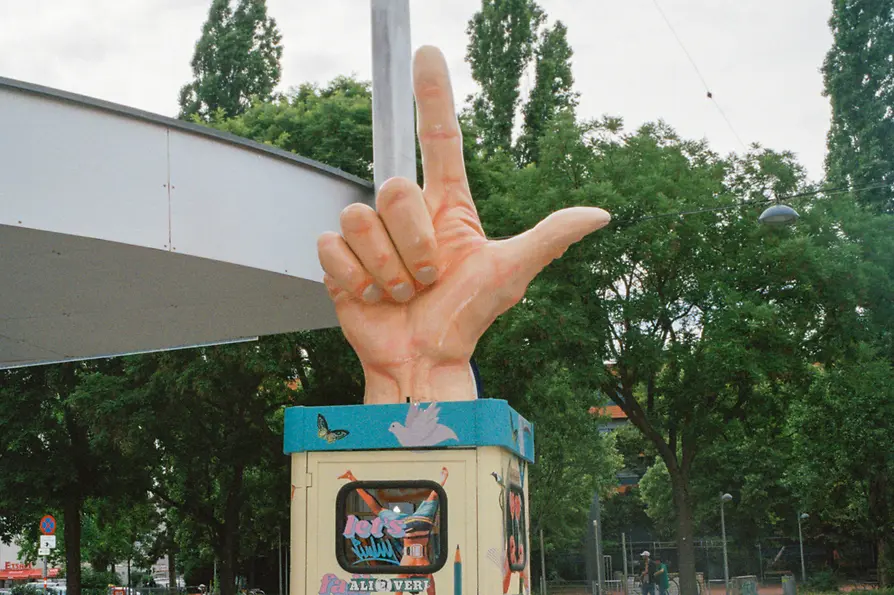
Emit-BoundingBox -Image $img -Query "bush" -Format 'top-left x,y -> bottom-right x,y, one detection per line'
80,568 -> 121,589
804,570 -> 839,592
11,586 -> 42,595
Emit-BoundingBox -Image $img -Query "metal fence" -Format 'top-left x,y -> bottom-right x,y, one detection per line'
548,534 -> 880,594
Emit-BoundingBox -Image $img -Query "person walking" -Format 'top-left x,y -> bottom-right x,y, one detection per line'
653,556 -> 670,595
641,551 -> 655,595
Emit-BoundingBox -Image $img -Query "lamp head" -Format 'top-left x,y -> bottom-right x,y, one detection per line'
759,204 -> 800,226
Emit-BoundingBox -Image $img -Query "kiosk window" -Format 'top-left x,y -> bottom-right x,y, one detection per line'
507,484 -> 528,571
335,481 -> 447,575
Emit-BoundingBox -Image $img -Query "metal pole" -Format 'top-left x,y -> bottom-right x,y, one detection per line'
370,0 -> 416,192
721,500 -> 730,595
622,533 -> 629,595
43,557 -> 47,595
540,528 -> 548,595
278,528 -> 283,595
593,521 -> 604,595
757,543 -> 763,584
798,514 -> 807,583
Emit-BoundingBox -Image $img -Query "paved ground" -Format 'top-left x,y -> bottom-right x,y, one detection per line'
547,583 -> 880,595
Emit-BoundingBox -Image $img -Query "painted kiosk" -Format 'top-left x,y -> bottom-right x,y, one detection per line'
285,400 -> 534,594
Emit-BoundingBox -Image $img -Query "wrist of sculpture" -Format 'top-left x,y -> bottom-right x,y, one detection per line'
361,360 -> 478,404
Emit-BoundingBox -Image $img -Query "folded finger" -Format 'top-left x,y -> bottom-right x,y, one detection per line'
376,177 -> 439,285
340,203 -> 416,303
317,231 -> 382,304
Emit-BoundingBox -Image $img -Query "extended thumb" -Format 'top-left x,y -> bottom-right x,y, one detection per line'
499,207 -> 611,281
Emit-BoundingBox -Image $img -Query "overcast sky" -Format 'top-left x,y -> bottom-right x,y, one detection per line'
0,0 -> 833,180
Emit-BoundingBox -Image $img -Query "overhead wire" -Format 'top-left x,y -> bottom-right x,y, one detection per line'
611,181 -> 892,228
487,181 -> 892,240
649,0 -> 749,152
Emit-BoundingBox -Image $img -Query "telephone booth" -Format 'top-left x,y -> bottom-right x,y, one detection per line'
284,399 -> 534,594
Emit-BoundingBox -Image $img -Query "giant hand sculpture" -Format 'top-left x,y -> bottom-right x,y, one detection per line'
317,46 -> 610,404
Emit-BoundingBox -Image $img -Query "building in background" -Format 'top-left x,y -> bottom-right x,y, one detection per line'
0,541 -> 60,587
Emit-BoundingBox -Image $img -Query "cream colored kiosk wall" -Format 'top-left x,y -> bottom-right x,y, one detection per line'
290,448 -> 531,595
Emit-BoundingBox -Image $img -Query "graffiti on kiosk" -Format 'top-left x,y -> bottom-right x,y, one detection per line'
507,489 -> 526,568
349,534 -> 401,565
319,574 -> 432,594
343,510 -> 406,565
344,510 -> 407,539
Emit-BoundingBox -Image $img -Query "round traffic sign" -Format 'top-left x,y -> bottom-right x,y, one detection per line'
39,515 -> 56,535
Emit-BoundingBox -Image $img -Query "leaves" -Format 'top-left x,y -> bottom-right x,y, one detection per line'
823,0 -> 894,213
178,0 -> 283,121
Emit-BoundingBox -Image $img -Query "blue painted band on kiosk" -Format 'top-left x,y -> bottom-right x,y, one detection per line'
283,399 -> 534,463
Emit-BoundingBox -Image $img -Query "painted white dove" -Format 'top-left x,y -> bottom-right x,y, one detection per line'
388,402 -> 459,447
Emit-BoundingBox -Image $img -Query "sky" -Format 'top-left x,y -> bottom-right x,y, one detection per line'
0,0 -> 833,180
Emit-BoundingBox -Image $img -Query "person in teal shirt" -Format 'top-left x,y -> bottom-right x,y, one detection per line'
652,556 -> 670,595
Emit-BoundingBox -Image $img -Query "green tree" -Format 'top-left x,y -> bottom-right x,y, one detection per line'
210,77 -> 373,180
638,413 -> 798,544
823,0 -> 894,212
517,21 -> 577,165
179,0 -> 283,121
466,0 -> 544,155
521,365 -> 622,553
115,339 -> 298,595
789,348 -> 894,586
476,112 -> 844,593
0,362 -> 149,595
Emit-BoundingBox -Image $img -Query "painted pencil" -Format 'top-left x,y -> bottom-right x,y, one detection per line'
454,545 -> 462,595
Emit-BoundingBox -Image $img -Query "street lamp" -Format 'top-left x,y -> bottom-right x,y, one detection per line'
798,513 -> 809,583
758,203 -> 800,226
720,493 -> 733,595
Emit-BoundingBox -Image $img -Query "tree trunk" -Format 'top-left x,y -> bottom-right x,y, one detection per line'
217,465 -> 244,595
168,550 -> 177,595
868,469 -> 890,588
877,537 -> 889,589
218,529 -> 237,595
63,495 -> 82,595
670,469 -> 698,595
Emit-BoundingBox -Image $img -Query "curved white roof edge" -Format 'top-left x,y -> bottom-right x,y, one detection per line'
0,76 -> 374,189
0,76 -> 373,369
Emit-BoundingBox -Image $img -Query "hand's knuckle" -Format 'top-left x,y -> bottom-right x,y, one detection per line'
316,231 -> 341,252
371,251 -> 391,269
376,178 -> 415,211
340,203 -> 375,231
412,234 -> 437,255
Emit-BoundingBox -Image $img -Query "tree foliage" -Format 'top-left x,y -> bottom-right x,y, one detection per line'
466,0 -> 544,155
517,20 -> 577,165
789,347 -> 894,586
476,108 -> 866,592
0,362 -> 150,595
111,339 -> 299,595
179,0 -> 283,121
210,77 -> 373,180
823,0 -> 894,212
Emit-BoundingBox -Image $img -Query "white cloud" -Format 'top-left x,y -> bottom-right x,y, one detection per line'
0,0 -> 832,179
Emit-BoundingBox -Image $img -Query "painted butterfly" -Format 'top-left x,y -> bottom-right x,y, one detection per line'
317,414 -> 349,443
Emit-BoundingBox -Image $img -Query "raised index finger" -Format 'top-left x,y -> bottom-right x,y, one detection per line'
413,46 -> 471,211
